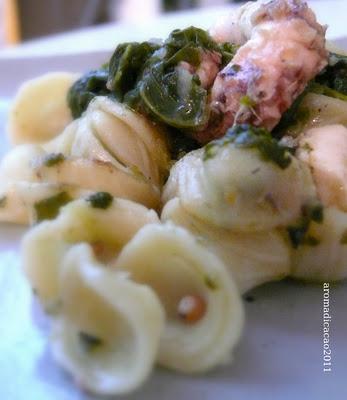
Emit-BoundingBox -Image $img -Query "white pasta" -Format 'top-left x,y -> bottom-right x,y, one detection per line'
22,198 -> 159,308
163,144 -> 316,232
0,97 -> 171,224
51,244 -> 164,396
72,97 -> 170,188
291,207 -> 347,282
162,198 -> 291,293
115,223 -> 244,373
7,72 -> 79,145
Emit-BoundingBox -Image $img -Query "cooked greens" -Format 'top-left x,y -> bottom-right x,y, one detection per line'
68,67 -> 110,118
316,52 -> 347,96
204,124 -> 292,169
67,27 -> 239,154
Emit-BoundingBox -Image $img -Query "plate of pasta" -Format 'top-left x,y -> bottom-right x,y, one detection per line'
0,1 -> 346,399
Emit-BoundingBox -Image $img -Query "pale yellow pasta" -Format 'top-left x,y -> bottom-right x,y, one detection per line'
162,198 -> 291,293
0,96 -> 171,224
22,198 -> 159,308
163,145 -> 316,232
291,207 -> 347,282
7,72 -> 78,144
71,97 -> 170,188
115,223 -> 244,373
51,244 -> 164,396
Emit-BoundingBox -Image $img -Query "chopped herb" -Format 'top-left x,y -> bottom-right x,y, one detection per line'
287,203 -> 324,248
204,276 -> 218,290
78,332 -> 103,352
86,192 -> 113,209
0,196 -> 7,208
42,153 -> 65,167
240,95 -> 256,108
203,124 -> 292,169
34,192 -> 72,222
340,230 -> 347,245
203,142 -> 219,161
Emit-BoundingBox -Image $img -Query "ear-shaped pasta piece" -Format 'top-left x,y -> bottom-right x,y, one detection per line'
162,198 -> 291,293
32,158 -> 160,210
0,143 -> 161,226
51,244 -> 164,396
291,207 -> 347,282
0,182 -> 86,225
7,72 -> 78,145
71,97 -> 170,187
22,198 -> 159,308
115,223 -> 244,373
163,144 -> 316,232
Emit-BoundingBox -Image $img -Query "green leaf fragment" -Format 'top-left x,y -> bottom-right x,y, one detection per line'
42,153 -> 65,167
204,124 -> 292,169
78,332 -> 103,352
287,203 -> 324,249
86,192 -> 113,209
34,192 -> 73,222
204,276 -> 218,290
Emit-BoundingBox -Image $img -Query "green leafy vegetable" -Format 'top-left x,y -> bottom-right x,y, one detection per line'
140,63 -> 209,129
107,41 -> 161,101
204,124 -> 292,169
68,27 -> 239,154
78,332 -> 103,352
86,192 -> 113,209
106,27 -> 238,134
67,67 -> 110,118
287,203 -> 324,249
34,192 -> 72,222
316,52 -> 347,96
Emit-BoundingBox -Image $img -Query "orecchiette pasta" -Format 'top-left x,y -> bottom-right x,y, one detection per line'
22,197 -> 159,307
0,97 -> 171,224
7,72 -> 79,144
51,244 -> 164,396
163,143 -> 316,232
115,223 -> 244,373
162,198 -> 291,293
291,207 -> 347,282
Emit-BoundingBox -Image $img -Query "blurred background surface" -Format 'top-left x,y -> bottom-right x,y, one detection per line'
1,0 -> 248,47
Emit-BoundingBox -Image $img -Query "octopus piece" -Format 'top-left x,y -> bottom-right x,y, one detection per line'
195,0 -> 328,144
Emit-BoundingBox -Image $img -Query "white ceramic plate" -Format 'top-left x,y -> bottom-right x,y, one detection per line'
0,40 -> 346,400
